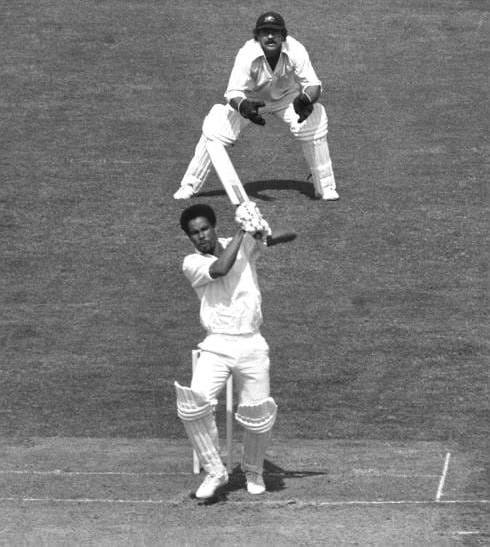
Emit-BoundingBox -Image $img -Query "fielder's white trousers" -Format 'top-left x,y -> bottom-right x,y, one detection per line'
179,102 -> 335,195
192,332 -> 270,405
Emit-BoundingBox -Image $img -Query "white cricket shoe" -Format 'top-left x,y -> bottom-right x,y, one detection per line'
245,472 -> 266,495
320,188 -> 339,201
195,469 -> 228,499
173,185 -> 195,200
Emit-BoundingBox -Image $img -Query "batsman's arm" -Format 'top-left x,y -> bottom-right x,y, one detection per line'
209,229 -> 246,279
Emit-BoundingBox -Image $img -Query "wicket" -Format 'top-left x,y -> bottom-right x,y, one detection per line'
191,349 -> 234,474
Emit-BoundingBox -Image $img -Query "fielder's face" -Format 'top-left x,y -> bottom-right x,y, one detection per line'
187,216 -> 217,255
256,28 -> 284,57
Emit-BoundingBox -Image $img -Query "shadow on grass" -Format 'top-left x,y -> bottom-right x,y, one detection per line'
197,179 -> 317,202
195,459 -> 329,506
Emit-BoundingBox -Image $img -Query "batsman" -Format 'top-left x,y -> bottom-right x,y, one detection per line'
173,11 -> 339,202
175,202 -> 296,499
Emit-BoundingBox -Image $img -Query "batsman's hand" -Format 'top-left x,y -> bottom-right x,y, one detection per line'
238,99 -> 266,126
293,93 -> 314,123
235,201 -> 272,238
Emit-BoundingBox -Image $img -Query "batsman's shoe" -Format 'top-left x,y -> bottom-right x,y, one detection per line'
195,469 -> 229,499
173,185 -> 195,200
320,188 -> 339,201
245,471 -> 266,495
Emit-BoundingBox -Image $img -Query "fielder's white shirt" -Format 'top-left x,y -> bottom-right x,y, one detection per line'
183,234 -> 264,335
224,36 -> 322,110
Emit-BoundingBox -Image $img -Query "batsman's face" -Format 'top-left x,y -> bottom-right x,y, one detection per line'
187,217 -> 217,255
257,28 -> 284,56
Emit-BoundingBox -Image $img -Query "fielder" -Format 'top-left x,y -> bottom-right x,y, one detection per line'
175,202 -> 296,499
173,11 -> 339,202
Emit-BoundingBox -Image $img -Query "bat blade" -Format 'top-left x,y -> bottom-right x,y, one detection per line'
206,141 -> 249,205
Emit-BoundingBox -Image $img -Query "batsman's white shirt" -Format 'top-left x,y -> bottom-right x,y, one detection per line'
224,35 -> 322,110
183,234 -> 264,335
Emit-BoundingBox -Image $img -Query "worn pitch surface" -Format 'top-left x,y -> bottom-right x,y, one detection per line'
0,438 -> 488,544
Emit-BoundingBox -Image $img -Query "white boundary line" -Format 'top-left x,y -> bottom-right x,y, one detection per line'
0,497 -> 487,507
435,452 -> 451,502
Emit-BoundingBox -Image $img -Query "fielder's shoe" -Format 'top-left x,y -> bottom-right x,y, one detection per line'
320,188 -> 339,201
245,471 -> 266,495
195,469 -> 229,499
173,185 -> 195,200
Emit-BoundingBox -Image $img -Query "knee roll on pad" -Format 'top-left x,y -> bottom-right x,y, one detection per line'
174,381 -> 212,421
202,104 -> 242,146
235,397 -> 278,433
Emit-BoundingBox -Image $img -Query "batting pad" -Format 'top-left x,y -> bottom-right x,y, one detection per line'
242,430 -> 272,474
174,382 -> 212,421
235,397 -> 278,433
175,382 -> 224,474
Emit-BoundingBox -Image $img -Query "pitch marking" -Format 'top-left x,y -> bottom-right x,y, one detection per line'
0,470 -> 193,476
435,452 -> 451,502
0,497 -> 487,507
0,469 -> 440,478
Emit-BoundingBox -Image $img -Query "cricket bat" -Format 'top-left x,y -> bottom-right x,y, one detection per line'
206,140 -> 249,205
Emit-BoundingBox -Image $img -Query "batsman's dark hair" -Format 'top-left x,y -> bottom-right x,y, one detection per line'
180,203 -> 217,234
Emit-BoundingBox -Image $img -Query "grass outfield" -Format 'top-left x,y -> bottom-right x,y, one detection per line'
1,0 -> 488,544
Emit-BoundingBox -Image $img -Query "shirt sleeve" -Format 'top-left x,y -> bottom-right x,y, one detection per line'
182,254 -> 216,288
224,46 -> 252,101
290,40 -> 322,91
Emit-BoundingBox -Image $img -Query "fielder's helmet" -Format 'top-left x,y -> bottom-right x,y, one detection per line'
254,11 -> 288,39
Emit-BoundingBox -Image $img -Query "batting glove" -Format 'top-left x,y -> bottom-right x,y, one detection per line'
235,201 -> 271,236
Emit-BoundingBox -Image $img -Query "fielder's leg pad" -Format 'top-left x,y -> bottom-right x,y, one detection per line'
290,103 -> 328,141
235,397 -> 278,433
301,138 -> 336,195
202,104 -> 243,146
178,134 -> 213,193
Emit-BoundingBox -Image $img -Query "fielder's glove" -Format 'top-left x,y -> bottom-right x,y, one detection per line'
235,201 -> 272,239
293,93 -> 314,123
238,99 -> 266,126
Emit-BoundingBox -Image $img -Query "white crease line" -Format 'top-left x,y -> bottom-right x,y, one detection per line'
0,497 -> 487,507
0,470 -> 439,478
0,470 -> 192,476
435,452 -> 451,502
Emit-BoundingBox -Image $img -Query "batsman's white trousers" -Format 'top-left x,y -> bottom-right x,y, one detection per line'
192,332 -> 270,405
